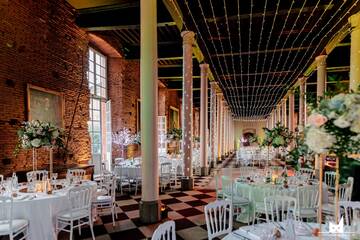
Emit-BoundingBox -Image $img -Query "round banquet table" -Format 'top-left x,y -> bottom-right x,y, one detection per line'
11,180 -> 97,240
223,222 -> 351,240
233,181 -> 329,223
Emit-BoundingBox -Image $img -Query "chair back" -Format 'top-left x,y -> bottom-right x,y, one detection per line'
204,200 -> 233,240
339,201 -> 360,226
68,186 -> 92,216
0,196 -> 13,232
221,176 -> 233,198
264,196 -> 296,222
128,167 -> 141,180
113,165 -> 128,179
297,185 -> 319,209
346,177 -> 354,201
325,171 -> 336,191
299,168 -> 314,179
151,220 -> 176,240
26,170 -> 48,181
0,174 -> 3,182
160,162 -> 172,176
67,169 -> 86,179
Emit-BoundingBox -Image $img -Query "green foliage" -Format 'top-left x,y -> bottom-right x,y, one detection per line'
167,128 -> 182,141
15,120 -> 65,155
261,123 -> 294,149
286,130 -> 311,170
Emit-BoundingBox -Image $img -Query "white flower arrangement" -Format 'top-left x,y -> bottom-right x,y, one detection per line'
305,93 -> 360,155
112,128 -> 135,147
15,120 -> 64,152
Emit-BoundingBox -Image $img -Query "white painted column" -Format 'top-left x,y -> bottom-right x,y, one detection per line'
223,106 -> 228,155
221,101 -> 225,157
181,31 -> 195,179
282,99 -> 287,127
349,12 -> 360,92
210,82 -> 217,167
316,55 -> 327,100
200,64 -> 209,175
299,78 -> 306,128
139,0 -> 160,223
289,92 -> 295,132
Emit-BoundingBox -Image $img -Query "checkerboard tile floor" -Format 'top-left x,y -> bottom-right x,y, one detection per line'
59,156 -> 238,240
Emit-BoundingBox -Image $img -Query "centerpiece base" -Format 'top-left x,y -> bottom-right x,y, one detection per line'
181,177 -> 194,191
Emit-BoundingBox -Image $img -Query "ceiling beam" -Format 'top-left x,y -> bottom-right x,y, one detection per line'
158,76 -> 201,80
83,21 -> 176,31
206,5 -> 333,23
212,46 -> 313,57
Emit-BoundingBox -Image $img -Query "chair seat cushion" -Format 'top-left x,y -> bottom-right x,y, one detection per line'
94,195 -> 112,203
57,209 -> 89,220
0,219 -> 28,235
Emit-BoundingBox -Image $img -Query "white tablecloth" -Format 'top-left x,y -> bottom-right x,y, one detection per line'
12,180 -> 97,240
223,222 -> 351,240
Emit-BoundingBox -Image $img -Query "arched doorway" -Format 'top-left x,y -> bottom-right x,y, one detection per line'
241,129 -> 256,147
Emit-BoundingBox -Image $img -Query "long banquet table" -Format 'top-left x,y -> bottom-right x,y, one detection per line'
223,222 -> 351,240
12,180 -> 97,240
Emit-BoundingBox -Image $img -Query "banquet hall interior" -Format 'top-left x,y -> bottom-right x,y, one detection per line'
1,0 -> 360,239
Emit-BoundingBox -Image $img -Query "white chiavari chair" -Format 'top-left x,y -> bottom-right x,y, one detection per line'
56,186 -> 94,240
93,177 -> 119,227
160,162 -> 172,192
113,165 -> 129,195
325,171 -> 336,192
0,196 -> 29,240
264,196 -> 297,223
26,170 -> 48,182
323,181 -> 353,218
128,167 -> 141,195
299,168 -> 315,179
339,201 -> 360,226
253,186 -> 276,224
151,220 -> 176,240
295,185 -> 319,220
204,200 -> 233,240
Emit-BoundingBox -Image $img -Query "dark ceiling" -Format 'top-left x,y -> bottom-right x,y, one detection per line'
69,0 -> 360,117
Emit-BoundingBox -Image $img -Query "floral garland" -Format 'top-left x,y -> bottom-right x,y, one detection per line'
261,123 -> 293,149
305,93 -> 360,156
16,120 -> 64,151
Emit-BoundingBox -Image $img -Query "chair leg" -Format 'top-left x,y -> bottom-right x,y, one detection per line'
89,217 -> 95,240
78,219 -> 81,235
69,220 -> 74,240
55,219 -> 59,239
112,205 -> 115,227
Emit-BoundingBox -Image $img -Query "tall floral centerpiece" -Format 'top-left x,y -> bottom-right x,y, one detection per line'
16,120 -> 64,173
305,93 -> 360,224
305,93 -> 360,182
112,128 -> 135,158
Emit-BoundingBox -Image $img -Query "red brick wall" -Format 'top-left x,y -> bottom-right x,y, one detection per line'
0,0 -> 91,175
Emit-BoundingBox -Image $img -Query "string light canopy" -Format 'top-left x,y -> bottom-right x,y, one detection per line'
177,0 -> 360,118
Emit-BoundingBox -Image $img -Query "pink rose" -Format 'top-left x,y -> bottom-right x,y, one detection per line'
308,113 -> 328,127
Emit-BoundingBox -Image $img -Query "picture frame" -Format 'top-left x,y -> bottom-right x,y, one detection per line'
27,84 -> 64,127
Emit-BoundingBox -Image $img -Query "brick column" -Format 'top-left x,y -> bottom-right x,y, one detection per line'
181,31 -> 195,190
282,99 -> 287,127
200,64 -> 209,176
289,92 -> 295,132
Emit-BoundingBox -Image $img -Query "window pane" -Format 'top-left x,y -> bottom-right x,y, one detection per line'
96,75 -> 101,85
89,62 -> 94,72
100,57 -> 106,67
101,88 -> 107,98
93,121 -> 100,131
92,132 -> 101,144
92,144 -> 101,154
100,67 -> 106,77
89,84 -> 94,94
95,54 -> 101,64
88,72 -> 94,84
96,86 -> 102,97
89,50 -> 94,61
92,99 -> 100,109
95,64 -> 100,75
93,110 -> 100,121
88,122 -> 92,132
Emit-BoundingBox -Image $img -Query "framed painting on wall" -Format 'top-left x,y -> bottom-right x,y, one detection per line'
27,84 -> 64,127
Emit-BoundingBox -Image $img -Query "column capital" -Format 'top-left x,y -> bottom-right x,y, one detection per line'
181,31 -> 195,45
315,55 -> 327,67
349,12 -> 360,30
